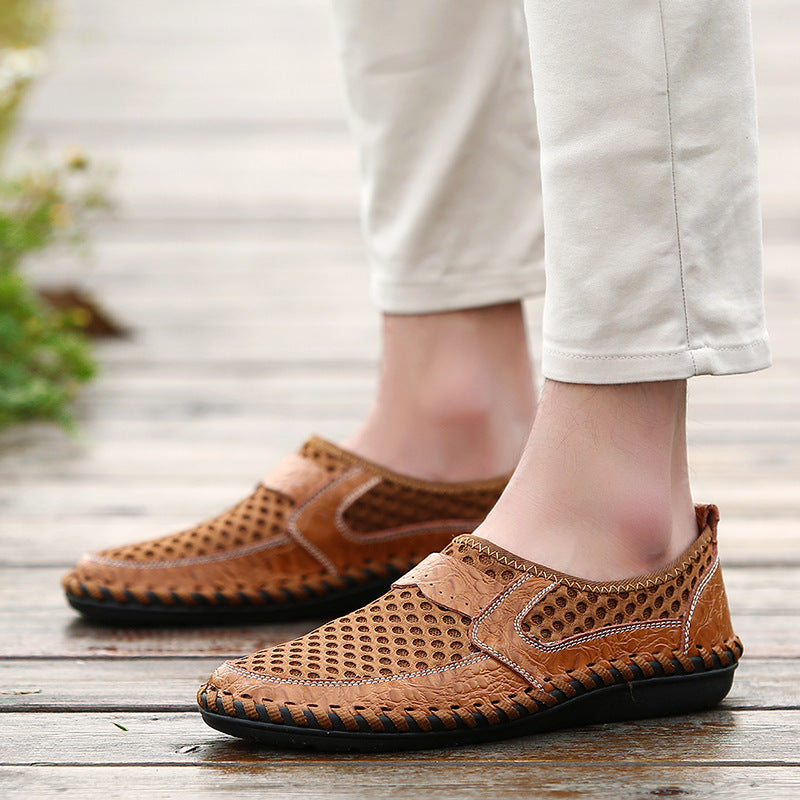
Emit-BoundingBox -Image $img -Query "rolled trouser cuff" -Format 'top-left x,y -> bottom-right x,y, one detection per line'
526,0 -> 769,384
542,335 -> 771,384
372,261 -> 545,315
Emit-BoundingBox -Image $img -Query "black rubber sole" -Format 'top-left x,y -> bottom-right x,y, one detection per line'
65,573 -> 399,627
199,659 -> 737,753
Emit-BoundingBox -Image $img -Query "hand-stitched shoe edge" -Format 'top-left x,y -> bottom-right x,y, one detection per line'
196,504 -> 742,738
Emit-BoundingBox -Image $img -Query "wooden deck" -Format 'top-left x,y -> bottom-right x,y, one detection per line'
2,1 -> 799,796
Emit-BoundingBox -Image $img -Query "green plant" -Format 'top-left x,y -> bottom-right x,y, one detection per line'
0,0 -> 104,431
0,268 -> 95,429
0,160 -> 105,429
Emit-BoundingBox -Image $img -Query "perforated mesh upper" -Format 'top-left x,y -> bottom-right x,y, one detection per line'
97,444 -> 347,564
227,529 -> 719,685
442,537 -> 525,585
518,539 -> 716,642
343,480 -> 504,533
98,485 -> 290,562
298,439 -> 350,476
231,538 -> 532,681
232,585 -> 480,680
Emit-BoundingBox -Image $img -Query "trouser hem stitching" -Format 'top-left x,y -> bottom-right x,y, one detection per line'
543,337 -> 769,362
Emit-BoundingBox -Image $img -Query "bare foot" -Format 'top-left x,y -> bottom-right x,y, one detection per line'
345,302 -> 536,481
473,379 -> 698,580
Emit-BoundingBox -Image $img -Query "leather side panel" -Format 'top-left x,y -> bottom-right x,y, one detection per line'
263,454 -> 330,505
684,559 -> 736,653
393,552 -> 506,617
471,575 -> 683,687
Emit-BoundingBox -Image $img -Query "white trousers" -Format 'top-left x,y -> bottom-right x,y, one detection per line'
332,0 -> 771,383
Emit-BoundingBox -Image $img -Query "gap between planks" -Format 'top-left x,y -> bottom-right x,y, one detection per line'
3,710 -> 800,766
1,658 -> 797,713
3,764 -> 800,800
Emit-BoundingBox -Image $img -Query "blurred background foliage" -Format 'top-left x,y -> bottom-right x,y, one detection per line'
1,0 -> 105,431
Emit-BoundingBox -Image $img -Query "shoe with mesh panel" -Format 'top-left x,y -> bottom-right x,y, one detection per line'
62,437 -> 508,625
198,504 -> 742,752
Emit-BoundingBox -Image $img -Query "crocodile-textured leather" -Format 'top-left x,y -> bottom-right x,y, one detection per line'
199,504 -> 742,733
63,436 -> 508,615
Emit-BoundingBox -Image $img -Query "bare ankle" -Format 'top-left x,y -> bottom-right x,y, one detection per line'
600,488 -> 698,574
474,379 -> 698,580
349,404 -> 530,482
344,304 -> 536,481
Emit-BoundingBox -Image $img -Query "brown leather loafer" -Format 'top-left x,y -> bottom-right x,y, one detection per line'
63,437 -> 507,625
198,504 -> 741,751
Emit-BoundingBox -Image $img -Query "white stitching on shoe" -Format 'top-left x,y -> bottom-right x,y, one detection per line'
85,535 -> 290,569
335,476 -> 381,541
513,590 -> 682,654
456,534 -> 712,593
222,652 -> 489,687
682,556 -> 720,653
471,574 -> 684,690
284,470 -> 364,578
470,574 -> 550,691
517,617 -> 682,653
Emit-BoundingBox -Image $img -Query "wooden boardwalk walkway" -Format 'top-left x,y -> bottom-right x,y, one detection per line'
2,1 -> 799,796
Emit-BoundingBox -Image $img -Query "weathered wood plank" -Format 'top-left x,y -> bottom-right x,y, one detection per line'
24,235 -> 800,296
13,132 -> 800,225
0,567 -> 796,658
0,0 -> 795,793
8,371 -> 800,409
3,478 -> 800,524
0,659 -> 221,712
17,0 -> 347,126
3,566 -> 800,614
2,438 -> 799,486
3,764 -> 800,800
1,658 -> 796,713
0,610 -> 314,659
14,136 -> 800,226
2,427 -> 797,490
8,414 -> 800,446
2,516 -> 798,568
4,407 -> 800,478
2,710 -> 800,766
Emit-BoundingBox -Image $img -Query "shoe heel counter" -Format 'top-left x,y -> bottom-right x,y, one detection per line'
683,549 -> 737,655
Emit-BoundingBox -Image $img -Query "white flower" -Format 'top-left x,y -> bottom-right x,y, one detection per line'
0,47 -> 47,102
